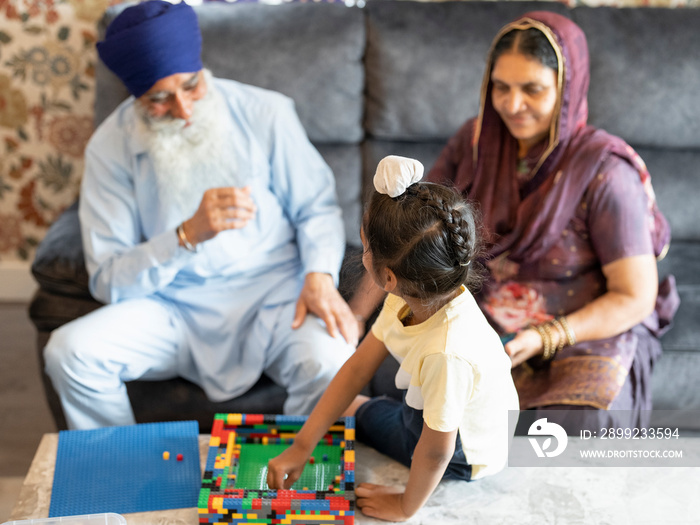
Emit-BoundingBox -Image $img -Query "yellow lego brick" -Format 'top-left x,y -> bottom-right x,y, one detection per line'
227,413 -> 243,425
344,428 -> 355,441
329,425 -> 344,432
288,516 -> 335,522
209,435 -> 221,447
224,430 -> 236,466
344,450 -> 355,462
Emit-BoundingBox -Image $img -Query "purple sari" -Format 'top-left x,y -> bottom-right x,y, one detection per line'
428,12 -> 678,420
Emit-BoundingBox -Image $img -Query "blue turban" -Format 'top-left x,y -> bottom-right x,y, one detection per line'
96,1 -> 203,98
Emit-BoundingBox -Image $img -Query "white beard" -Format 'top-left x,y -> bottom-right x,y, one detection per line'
135,70 -> 239,218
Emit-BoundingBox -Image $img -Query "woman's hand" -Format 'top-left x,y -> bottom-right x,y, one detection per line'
355,483 -> 410,522
504,328 -> 543,368
266,443 -> 309,490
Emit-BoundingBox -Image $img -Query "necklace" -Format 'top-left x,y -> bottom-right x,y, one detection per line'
517,157 -> 534,181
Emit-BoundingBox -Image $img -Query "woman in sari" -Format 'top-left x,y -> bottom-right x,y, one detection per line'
353,11 -> 678,433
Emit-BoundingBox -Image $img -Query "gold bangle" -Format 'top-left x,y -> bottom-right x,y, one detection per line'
551,319 -> 567,353
542,322 -> 556,360
558,316 -> 576,346
177,223 -> 197,252
533,324 -> 552,360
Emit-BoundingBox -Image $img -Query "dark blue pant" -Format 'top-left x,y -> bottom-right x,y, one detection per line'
356,394 -> 471,481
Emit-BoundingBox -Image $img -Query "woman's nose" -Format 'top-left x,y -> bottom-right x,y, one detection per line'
505,90 -> 525,114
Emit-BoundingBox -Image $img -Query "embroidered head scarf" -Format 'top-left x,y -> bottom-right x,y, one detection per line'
97,0 -> 203,98
438,11 -> 669,263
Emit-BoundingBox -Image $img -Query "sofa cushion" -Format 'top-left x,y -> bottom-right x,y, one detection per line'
658,241 -> 700,288
30,201 -> 92,299
28,288 -> 102,332
317,144 -> 363,247
364,1 -> 569,141
636,147 -> 700,242
575,7 -> 700,149
95,3 -> 365,145
652,351 -> 700,422
126,376 -> 287,433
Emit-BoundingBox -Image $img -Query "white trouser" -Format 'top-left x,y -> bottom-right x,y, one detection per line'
44,297 -> 352,429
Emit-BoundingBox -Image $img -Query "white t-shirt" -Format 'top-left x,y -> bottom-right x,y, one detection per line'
371,286 -> 519,479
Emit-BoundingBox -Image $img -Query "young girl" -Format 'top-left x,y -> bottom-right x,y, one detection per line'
267,155 -> 519,522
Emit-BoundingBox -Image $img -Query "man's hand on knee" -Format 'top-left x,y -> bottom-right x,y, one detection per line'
292,272 -> 359,347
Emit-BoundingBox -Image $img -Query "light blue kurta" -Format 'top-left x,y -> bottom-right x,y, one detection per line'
76,78 -> 347,404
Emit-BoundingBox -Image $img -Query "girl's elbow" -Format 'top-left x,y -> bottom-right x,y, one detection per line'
427,445 -> 456,469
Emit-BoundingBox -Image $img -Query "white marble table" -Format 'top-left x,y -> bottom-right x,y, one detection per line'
10,434 -> 700,524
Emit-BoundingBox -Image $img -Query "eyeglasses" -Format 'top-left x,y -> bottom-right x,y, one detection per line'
142,72 -> 202,113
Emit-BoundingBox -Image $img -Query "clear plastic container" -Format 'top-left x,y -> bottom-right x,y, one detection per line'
2,514 -> 126,525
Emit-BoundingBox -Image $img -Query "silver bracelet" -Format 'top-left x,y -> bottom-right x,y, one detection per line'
176,223 -> 197,252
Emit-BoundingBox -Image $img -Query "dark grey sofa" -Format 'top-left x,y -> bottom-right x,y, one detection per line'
29,1 -> 700,432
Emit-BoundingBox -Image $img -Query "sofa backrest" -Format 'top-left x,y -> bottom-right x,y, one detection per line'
573,6 -> 700,242
576,7 -> 700,150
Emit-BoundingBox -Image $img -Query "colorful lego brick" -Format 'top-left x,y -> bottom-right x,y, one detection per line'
199,414 -> 355,524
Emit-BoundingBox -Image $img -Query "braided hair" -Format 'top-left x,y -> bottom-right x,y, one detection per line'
363,182 -> 483,301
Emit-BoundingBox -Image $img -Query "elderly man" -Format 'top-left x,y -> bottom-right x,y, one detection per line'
44,0 -> 356,430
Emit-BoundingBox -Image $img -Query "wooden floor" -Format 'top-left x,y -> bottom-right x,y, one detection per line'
0,302 -> 56,521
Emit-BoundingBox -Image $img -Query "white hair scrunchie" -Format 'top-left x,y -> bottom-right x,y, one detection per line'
373,155 -> 424,198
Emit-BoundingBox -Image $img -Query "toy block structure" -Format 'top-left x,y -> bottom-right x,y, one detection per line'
198,413 -> 355,524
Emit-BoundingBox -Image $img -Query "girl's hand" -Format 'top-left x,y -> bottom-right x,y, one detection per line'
355,483 -> 411,522
266,444 -> 308,490
504,328 -> 543,368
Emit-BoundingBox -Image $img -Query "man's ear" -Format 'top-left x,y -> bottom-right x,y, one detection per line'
383,268 -> 398,293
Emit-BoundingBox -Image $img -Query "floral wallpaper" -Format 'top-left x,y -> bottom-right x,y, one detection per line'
0,0 -> 698,265
0,0 -> 112,262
